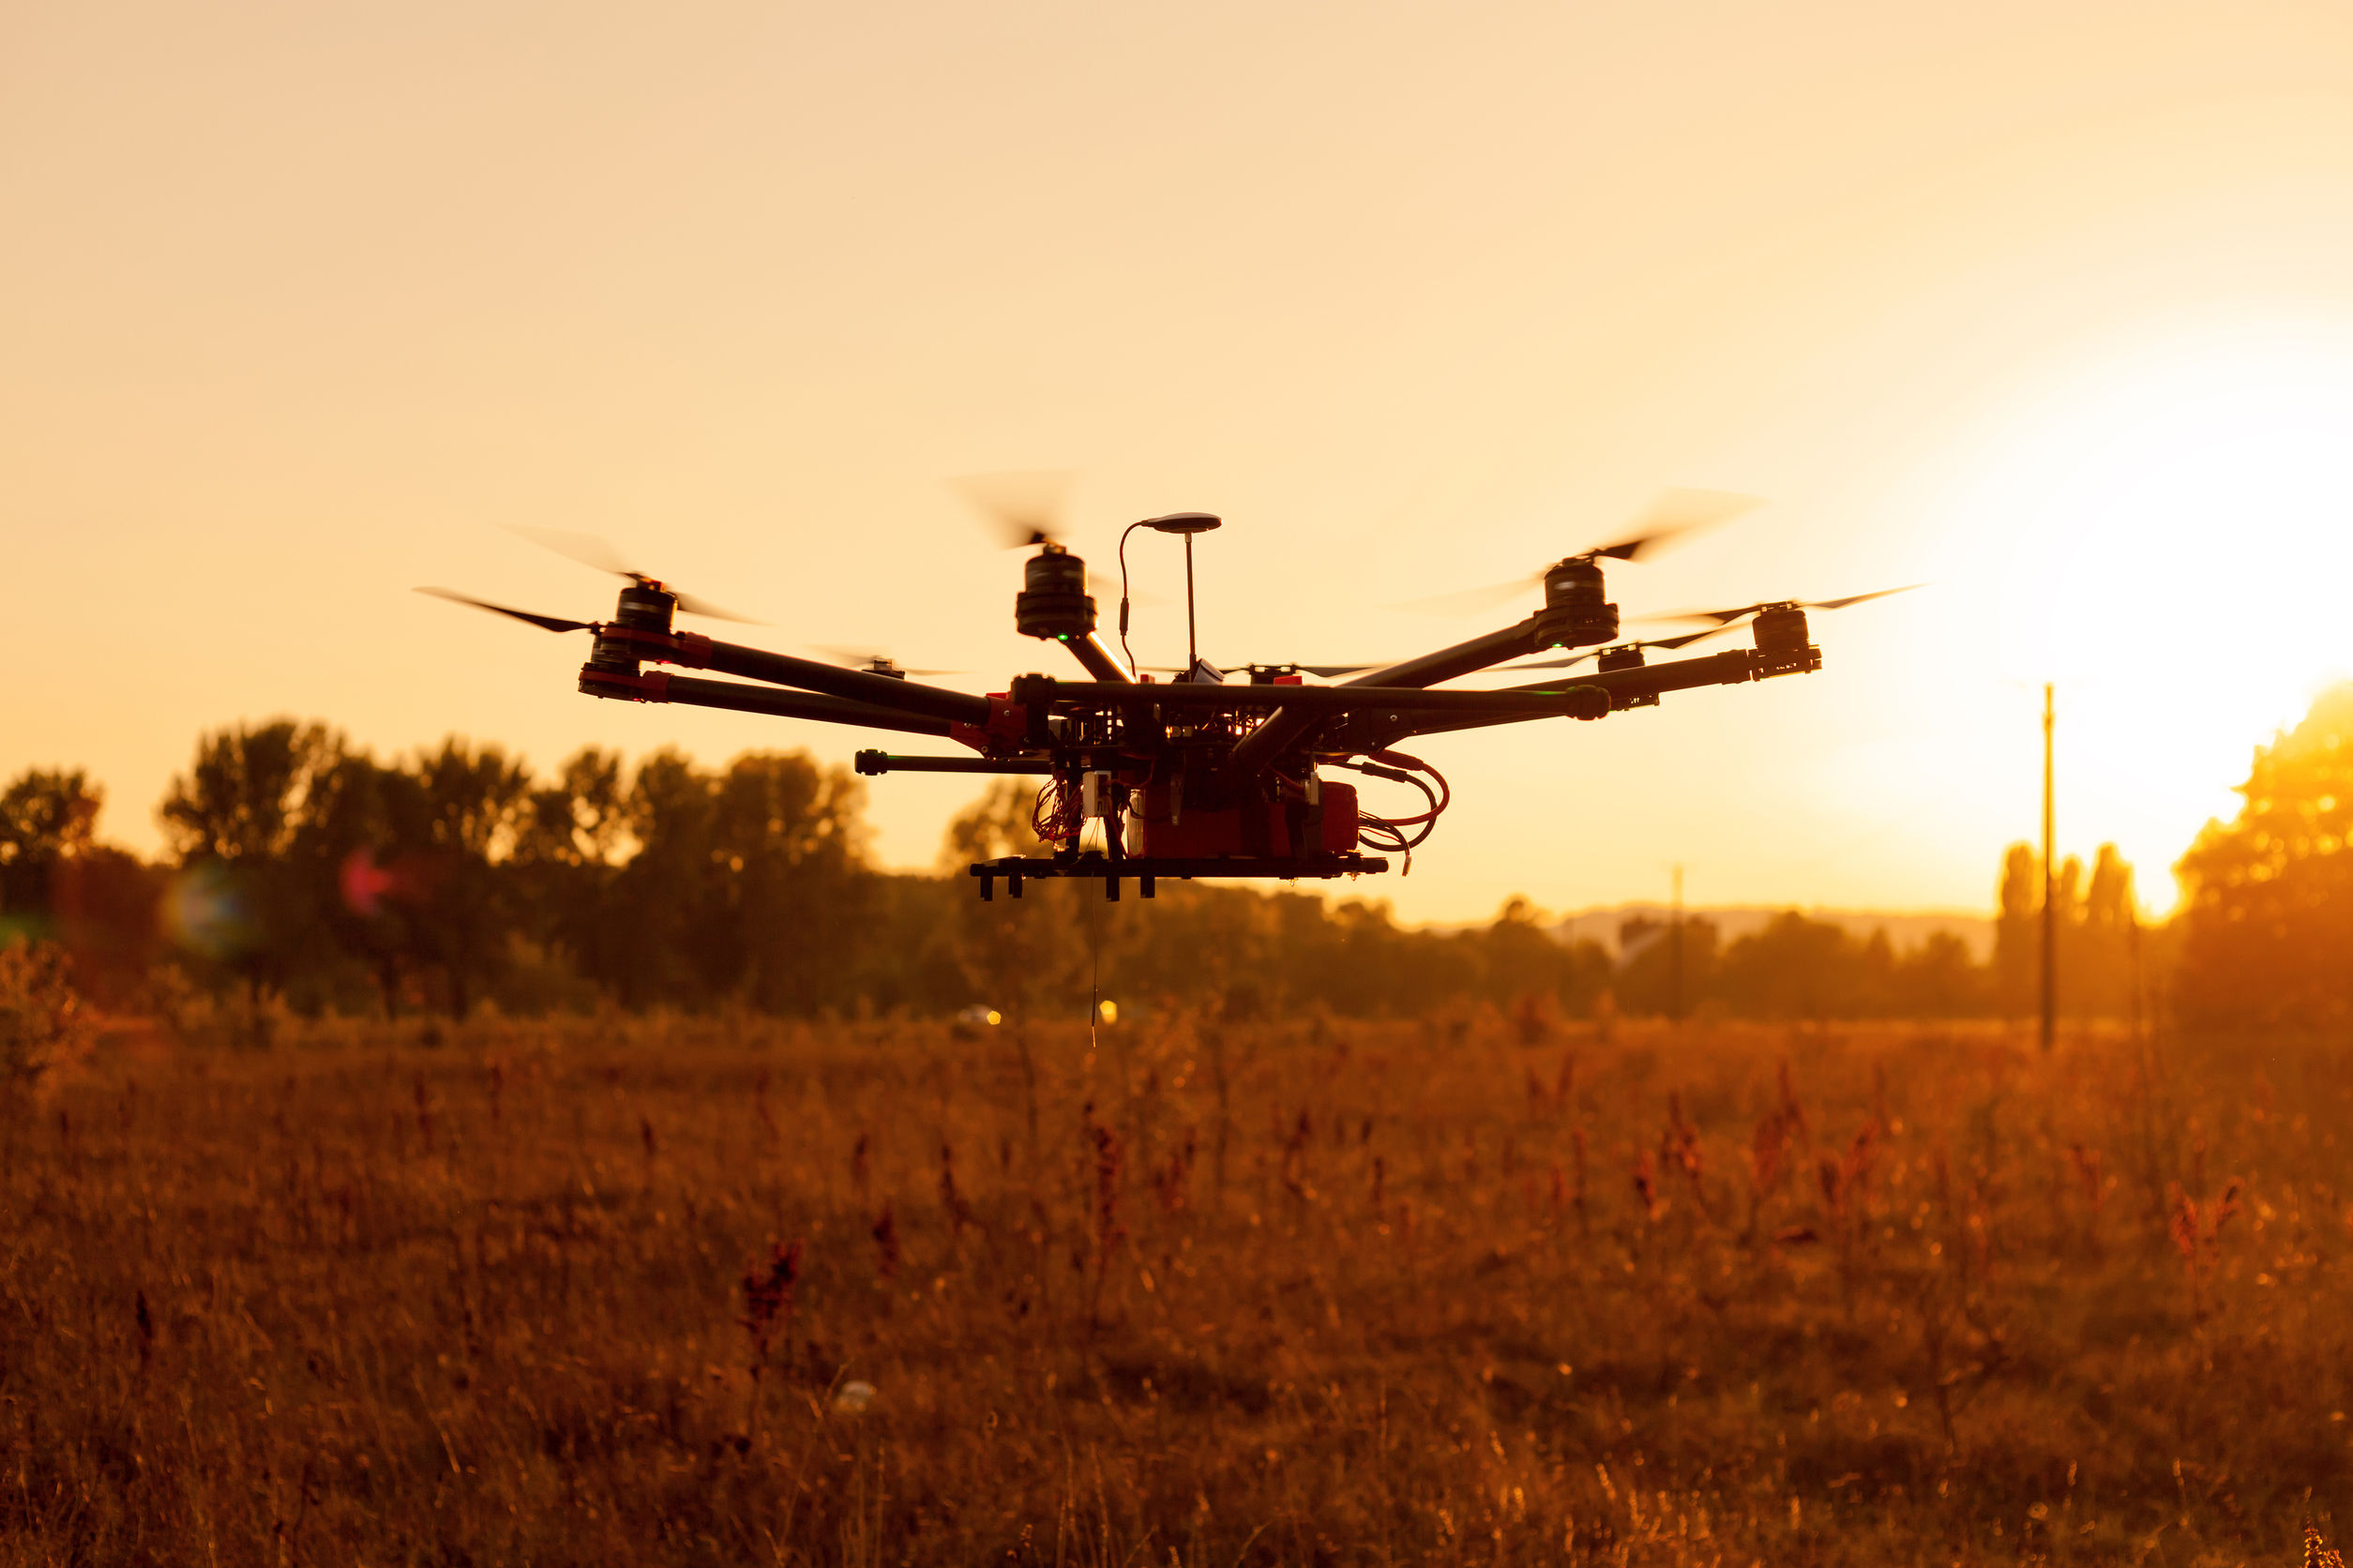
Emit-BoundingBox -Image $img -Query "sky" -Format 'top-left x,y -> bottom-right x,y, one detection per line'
8,0 -> 2353,925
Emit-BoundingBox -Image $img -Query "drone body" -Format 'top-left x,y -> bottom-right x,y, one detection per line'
423,503 -> 1911,900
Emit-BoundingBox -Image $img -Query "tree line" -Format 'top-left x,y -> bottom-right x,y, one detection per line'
19,697 -> 2338,1029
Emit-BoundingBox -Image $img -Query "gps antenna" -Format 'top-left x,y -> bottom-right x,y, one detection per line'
1139,512 -> 1221,676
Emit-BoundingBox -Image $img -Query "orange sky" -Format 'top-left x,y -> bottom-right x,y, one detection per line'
8,1 -> 2353,924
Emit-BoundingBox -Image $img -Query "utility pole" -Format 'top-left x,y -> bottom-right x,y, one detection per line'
1669,864 -> 1684,1024
2041,681 -> 2056,1055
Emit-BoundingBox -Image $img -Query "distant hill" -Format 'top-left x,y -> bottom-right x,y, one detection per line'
1548,904 -> 1995,963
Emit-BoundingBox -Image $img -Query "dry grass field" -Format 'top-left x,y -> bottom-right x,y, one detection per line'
4,1008 -> 2348,1565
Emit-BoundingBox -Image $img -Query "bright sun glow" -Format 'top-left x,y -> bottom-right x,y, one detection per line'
1938,319 -> 2353,909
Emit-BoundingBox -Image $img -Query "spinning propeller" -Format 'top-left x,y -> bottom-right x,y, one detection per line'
809,646 -> 965,679
1391,489 -> 1763,615
413,586 -> 593,634
1640,583 -> 1923,626
954,471 -> 1075,550
505,526 -> 756,623
1496,628 -> 1727,672
417,527 -> 761,635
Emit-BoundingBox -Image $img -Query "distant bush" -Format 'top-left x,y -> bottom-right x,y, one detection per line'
0,940 -> 96,1084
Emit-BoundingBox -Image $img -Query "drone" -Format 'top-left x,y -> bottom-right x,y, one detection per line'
420,498 -> 1914,900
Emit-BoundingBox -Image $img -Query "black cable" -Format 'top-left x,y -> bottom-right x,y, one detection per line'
1115,520 -> 1149,680
1332,759 -> 1440,833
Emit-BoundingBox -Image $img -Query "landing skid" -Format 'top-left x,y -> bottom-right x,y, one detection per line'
967,852 -> 1389,901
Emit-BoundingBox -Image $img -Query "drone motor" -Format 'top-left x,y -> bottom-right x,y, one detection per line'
1750,606 -> 1821,678
1532,557 -> 1620,651
585,580 -> 681,677
1015,544 -> 1096,641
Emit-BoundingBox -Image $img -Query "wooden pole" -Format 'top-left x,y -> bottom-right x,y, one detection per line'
2041,682 -> 2056,1054
1669,864 -> 1684,1023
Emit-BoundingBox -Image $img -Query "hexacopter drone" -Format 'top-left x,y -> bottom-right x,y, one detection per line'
421,492 -> 1910,900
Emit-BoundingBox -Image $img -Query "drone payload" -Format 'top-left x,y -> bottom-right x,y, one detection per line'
419,491 -> 1915,900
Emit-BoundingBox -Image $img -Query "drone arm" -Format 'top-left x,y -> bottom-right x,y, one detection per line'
854,751 -> 1053,776
1059,629 -> 1133,684
1507,647 -> 1759,705
696,640 -> 993,725
581,669 -> 954,737
1324,649 -> 1766,750
1222,614 -> 1542,782
1346,615 -> 1545,690
1013,678 -> 1605,716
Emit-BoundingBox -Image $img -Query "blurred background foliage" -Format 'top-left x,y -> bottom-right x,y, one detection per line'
14,685 -> 2353,1032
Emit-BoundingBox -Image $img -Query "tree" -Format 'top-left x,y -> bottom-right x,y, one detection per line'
1887,930 -> 1988,1017
713,751 -> 867,1013
158,721 -> 344,1014
291,748 -> 430,1017
1994,842 -> 2039,1018
940,777 -> 1077,1020
0,769 -> 163,1007
1,768 -> 104,932
158,721 -> 336,865
403,739 -> 532,1018
601,748 -> 720,1007
1991,839 -> 2136,1020
1615,915 -> 1719,1018
2073,843 -> 2138,1018
2176,682 -> 2353,1029
1716,912 -> 1858,1021
510,746 -> 627,1003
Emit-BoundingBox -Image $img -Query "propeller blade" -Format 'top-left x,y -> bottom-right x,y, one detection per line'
1640,582 -> 1924,626
1385,575 -> 1542,616
506,525 -> 631,578
809,646 -> 966,678
505,525 -> 759,623
1388,489 -> 1765,613
1808,583 -> 1924,611
1591,488 -> 1764,561
1643,602 -> 1768,626
415,586 -> 593,634
666,589 -> 759,624
953,470 -> 1074,549
1496,628 -> 1726,671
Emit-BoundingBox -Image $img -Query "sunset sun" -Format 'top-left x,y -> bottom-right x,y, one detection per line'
1938,319 -> 2353,902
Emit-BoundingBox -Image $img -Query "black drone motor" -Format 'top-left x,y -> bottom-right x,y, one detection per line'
1015,545 -> 1095,641
1750,605 -> 1822,677
1532,558 -> 1620,650
585,579 -> 679,677
1594,641 -> 1660,708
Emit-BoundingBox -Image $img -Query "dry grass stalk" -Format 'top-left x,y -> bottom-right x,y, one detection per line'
0,1011 -> 2334,1563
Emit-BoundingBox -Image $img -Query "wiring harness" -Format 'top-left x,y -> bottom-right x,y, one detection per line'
1334,749 -> 1450,874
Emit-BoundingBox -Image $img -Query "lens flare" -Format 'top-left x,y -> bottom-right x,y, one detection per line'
162,863 -> 259,960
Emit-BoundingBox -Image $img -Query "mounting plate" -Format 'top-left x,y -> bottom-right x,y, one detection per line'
967,852 -> 1388,901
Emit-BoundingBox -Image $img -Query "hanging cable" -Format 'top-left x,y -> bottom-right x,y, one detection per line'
1333,747 -> 1453,876
1115,520 -> 1150,680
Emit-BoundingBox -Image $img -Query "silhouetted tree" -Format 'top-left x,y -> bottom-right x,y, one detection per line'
158,720 -> 344,1015
1994,842 -> 2039,1018
1717,912 -> 1857,1021
1614,915 -> 1718,1018
1,768 -> 103,936
1887,930 -> 1987,1017
404,739 -> 531,1018
2176,682 -> 2353,1030
0,769 -> 163,1006
509,746 -> 627,1005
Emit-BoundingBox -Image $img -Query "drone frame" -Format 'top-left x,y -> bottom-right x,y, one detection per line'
532,548 -> 1828,898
